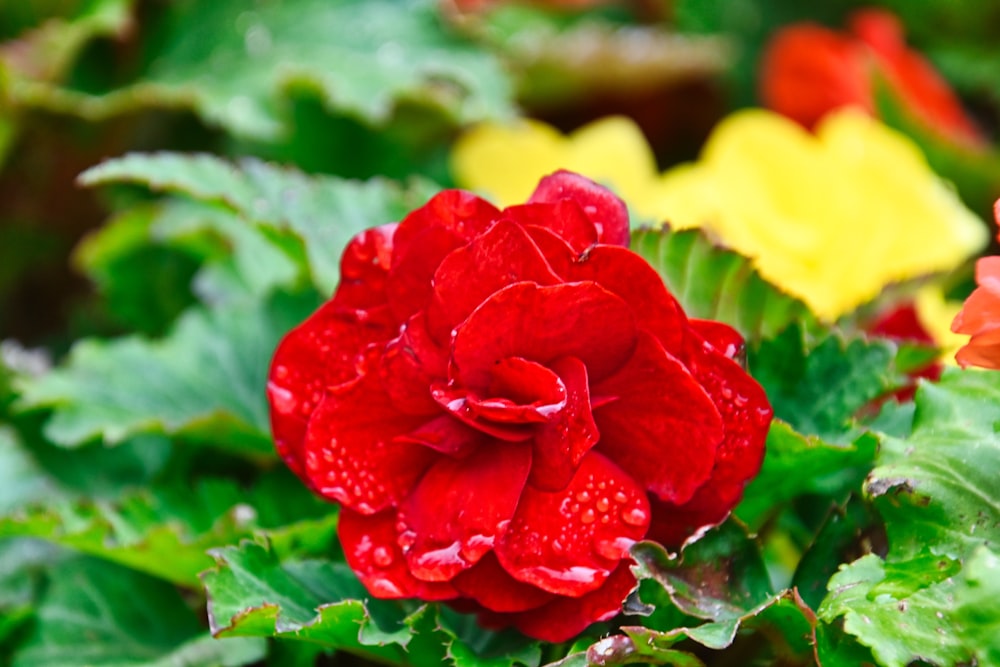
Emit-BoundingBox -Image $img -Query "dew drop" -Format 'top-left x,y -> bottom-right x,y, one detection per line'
621,507 -> 649,526
576,490 -> 591,502
581,509 -> 596,524
373,546 -> 393,568
273,365 -> 289,380
613,491 -> 628,504
596,497 -> 610,512
268,383 -> 297,414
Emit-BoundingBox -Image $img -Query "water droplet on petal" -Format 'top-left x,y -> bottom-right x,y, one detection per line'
613,491 -> 628,503
268,383 -> 297,414
273,365 -> 289,380
593,536 -> 635,560
596,497 -> 610,512
581,508 -> 596,524
576,490 -> 591,502
373,546 -> 393,568
621,507 -> 649,526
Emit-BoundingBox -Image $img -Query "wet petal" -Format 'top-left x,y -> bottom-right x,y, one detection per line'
565,245 -> 688,351
339,508 -> 458,601
648,333 -> 772,546
391,189 -> 500,265
303,371 -> 439,514
379,313 -> 448,416
427,219 -> 561,340
451,551 -> 555,613
395,414 -> 488,458
495,451 -> 649,597
501,201 -> 598,255
452,282 -> 638,388
333,224 -> 397,310
508,561 -> 637,643
398,443 -> 532,581
528,170 -> 630,248
592,331 -> 723,505
689,319 -> 746,362
268,301 -> 396,477
529,356 -> 599,491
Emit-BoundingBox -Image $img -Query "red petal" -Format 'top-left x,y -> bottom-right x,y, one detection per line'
528,171 -> 630,248
451,551 -> 555,613
302,370 -> 439,514
452,282 -> 638,388
508,561 -> 637,642
332,224 -> 396,310
386,224 -> 465,325
689,319 -> 746,361
431,383 -> 535,442
395,415 -> 488,458
648,333 -> 772,547
952,257 -> 1000,337
379,313 -> 448,416
529,356 -> 599,491
268,302 -> 396,477
391,190 -> 500,265
501,201 -> 598,255
564,245 -> 688,351
398,443 -> 532,581
592,331 -> 723,505
495,451 -> 649,597
956,328 -> 1000,370
427,219 -> 561,340
339,508 -> 458,601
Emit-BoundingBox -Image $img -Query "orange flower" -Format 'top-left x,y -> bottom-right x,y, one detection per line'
952,202 -> 1000,370
760,8 -> 984,149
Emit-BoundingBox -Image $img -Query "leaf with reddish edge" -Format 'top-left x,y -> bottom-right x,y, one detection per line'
338,508 -> 458,601
332,224 -> 396,309
452,282 -> 638,388
451,552 -> 556,613
268,301 -> 397,477
509,562 -> 638,643
391,190 -> 501,264
566,245 -> 689,354
648,337 -> 772,547
528,170 -> 630,248
495,451 -> 649,598
592,331 -> 722,506
397,443 -> 532,582
501,201 -> 598,255
378,311 -> 448,416
426,219 -> 561,341
529,356 -> 599,492
302,371 -> 439,515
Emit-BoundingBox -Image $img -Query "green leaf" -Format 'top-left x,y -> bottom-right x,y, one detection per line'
819,548 -> 1000,667
0,466 -> 336,587
203,540 -> 542,666
735,421 -> 877,530
21,0 -> 513,140
750,327 -> 899,442
80,153 -> 439,294
9,556 -> 266,667
15,291 -> 317,450
0,428 -> 59,514
630,226 -> 815,342
867,368 -> 1000,561
631,521 -> 773,622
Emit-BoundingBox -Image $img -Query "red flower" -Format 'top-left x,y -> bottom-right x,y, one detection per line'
760,9 -> 984,148
952,202 -> 1000,370
267,171 -> 772,641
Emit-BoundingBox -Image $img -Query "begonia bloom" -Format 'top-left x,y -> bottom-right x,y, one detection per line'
267,171 -> 772,641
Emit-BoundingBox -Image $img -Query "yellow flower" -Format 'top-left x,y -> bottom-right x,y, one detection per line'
656,109 -> 987,320
452,110 -> 985,321
451,116 -> 667,222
